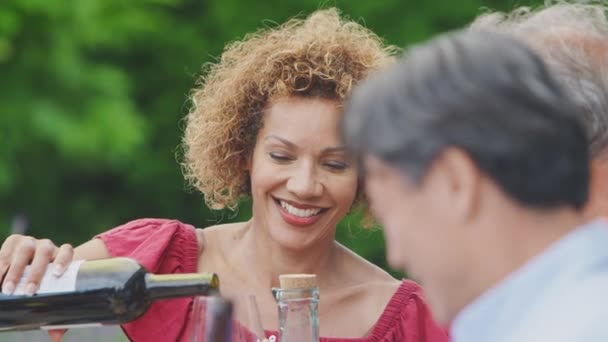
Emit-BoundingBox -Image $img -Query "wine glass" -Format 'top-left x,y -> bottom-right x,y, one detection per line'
236,294 -> 267,342
188,294 -> 267,342
189,296 -> 234,342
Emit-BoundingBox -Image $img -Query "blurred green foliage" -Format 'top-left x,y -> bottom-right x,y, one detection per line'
0,0 -> 539,277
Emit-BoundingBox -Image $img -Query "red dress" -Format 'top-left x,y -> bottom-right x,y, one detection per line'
96,218 -> 448,342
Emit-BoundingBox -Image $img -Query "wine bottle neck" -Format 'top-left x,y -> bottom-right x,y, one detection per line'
145,273 -> 219,300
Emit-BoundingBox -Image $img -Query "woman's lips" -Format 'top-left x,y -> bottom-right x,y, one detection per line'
274,198 -> 327,227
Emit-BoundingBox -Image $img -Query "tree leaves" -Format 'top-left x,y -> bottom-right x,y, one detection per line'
0,0 -> 540,274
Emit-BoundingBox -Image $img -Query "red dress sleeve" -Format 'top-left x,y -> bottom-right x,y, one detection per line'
364,280 -> 449,342
95,218 -> 200,342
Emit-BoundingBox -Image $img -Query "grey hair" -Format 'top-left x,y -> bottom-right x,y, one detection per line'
470,1 -> 608,158
343,30 -> 589,209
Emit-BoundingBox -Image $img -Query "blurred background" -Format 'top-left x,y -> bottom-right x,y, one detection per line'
0,0 -> 539,340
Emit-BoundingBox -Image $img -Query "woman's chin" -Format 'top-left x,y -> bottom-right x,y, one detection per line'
268,227 -> 321,251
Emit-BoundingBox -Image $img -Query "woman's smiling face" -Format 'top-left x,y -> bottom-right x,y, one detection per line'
248,97 -> 358,250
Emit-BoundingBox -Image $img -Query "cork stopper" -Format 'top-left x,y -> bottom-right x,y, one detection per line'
279,274 -> 317,289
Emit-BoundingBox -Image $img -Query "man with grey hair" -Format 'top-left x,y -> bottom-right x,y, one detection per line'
342,29 -> 608,341
470,1 -> 608,219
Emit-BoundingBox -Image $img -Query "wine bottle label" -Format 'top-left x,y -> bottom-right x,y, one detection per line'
13,260 -> 85,295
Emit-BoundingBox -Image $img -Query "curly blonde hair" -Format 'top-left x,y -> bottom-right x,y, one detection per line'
182,8 -> 397,211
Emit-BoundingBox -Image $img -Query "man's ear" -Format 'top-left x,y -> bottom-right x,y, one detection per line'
431,147 -> 482,222
584,158 -> 608,219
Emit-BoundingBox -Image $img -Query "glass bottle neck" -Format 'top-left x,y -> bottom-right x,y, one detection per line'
273,287 -> 319,302
145,273 -> 219,300
274,287 -> 320,342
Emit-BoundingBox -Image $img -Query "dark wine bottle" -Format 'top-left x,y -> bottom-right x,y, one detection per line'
0,257 -> 219,332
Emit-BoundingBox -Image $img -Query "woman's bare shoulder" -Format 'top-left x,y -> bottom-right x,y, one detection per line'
335,243 -> 400,284
332,243 -> 401,304
195,221 -> 249,256
321,245 -> 402,336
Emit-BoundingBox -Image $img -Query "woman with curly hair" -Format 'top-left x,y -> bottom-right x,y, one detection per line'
0,8 -> 447,342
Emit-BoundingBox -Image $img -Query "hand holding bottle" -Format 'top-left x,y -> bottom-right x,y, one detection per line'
0,235 -> 76,341
0,234 -> 74,296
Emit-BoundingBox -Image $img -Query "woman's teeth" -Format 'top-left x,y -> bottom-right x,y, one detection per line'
280,200 -> 322,217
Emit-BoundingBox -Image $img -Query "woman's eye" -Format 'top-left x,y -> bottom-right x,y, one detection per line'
324,161 -> 348,170
269,152 -> 292,161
